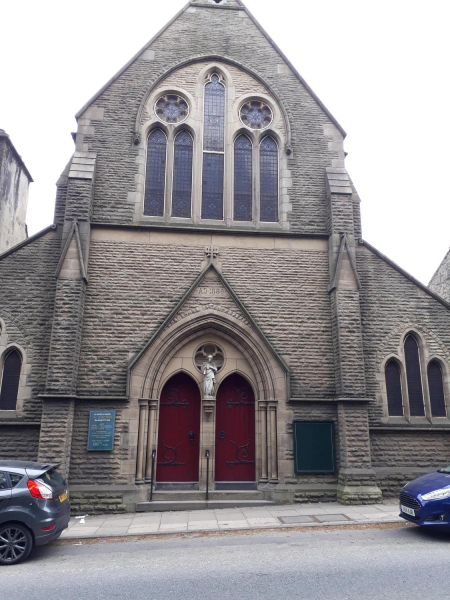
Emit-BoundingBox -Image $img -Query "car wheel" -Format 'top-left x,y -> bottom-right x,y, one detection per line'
0,523 -> 33,566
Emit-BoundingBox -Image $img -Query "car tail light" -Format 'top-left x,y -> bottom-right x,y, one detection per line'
27,479 -> 53,500
41,525 -> 56,531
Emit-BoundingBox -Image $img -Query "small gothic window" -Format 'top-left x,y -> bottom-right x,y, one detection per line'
385,360 -> 403,417
240,101 -> 273,130
404,334 -> 425,417
202,74 -> 225,220
155,94 -> 189,124
428,361 -> 447,417
144,129 -> 167,216
234,135 -> 253,221
0,349 -> 22,411
260,136 -> 279,222
172,131 -> 193,218
194,344 -> 224,372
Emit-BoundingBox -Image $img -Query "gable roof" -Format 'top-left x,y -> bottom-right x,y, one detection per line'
75,1 -> 346,136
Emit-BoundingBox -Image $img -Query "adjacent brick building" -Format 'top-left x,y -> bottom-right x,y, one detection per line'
1,0 -> 449,513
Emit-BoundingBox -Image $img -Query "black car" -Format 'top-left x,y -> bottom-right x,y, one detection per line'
0,461 -> 70,565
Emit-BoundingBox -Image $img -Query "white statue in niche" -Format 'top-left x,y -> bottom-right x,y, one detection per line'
202,355 -> 218,397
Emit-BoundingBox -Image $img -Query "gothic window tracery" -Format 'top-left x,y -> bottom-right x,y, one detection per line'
0,349 -> 22,411
385,360 -> 403,417
240,101 -> 273,130
404,334 -> 425,417
172,131 -> 194,218
428,361 -> 447,417
260,136 -> 279,222
155,94 -> 189,124
234,135 -> 253,222
144,129 -> 167,216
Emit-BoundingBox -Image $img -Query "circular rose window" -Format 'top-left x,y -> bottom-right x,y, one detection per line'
155,94 -> 189,124
239,100 -> 273,130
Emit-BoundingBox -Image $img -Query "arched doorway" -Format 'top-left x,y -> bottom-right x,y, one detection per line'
156,372 -> 201,483
215,374 -> 256,482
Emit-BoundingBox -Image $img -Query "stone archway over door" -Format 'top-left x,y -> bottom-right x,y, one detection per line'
215,374 -> 256,482
156,373 -> 201,483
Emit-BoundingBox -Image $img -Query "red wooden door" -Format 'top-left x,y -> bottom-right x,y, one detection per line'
215,374 -> 256,482
157,373 -> 201,483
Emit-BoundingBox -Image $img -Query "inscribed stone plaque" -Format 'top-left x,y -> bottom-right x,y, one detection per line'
87,410 -> 116,451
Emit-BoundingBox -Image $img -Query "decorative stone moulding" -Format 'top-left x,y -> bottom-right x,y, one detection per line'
239,100 -> 273,130
155,94 -> 189,124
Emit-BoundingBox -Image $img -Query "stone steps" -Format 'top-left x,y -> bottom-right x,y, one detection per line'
136,499 -> 275,512
151,490 -> 266,501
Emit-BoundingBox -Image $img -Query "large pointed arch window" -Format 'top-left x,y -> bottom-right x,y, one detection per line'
404,334 -> 425,417
234,135 -> 253,221
144,129 -> 167,216
428,361 -> 447,417
260,136 -> 279,222
202,74 -> 225,220
0,349 -> 22,411
172,131 -> 194,218
385,360 -> 403,417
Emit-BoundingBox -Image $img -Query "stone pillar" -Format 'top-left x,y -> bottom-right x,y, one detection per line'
38,399 -> 75,480
200,396 -> 216,489
268,402 -> 279,483
326,167 -> 382,504
145,400 -> 158,482
259,402 -> 269,482
135,401 -> 148,483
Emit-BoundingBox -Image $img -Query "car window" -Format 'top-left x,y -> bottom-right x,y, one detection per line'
9,473 -> 23,488
39,468 -> 65,488
439,465 -> 450,474
0,472 -> 9,491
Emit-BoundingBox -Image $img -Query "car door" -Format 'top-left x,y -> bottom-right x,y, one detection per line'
0,472 -> 11,514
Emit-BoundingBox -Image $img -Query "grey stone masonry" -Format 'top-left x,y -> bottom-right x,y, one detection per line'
430,248 -> 450,303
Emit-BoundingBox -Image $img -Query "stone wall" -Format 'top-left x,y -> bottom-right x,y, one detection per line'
371,431 -> 450,469
430,249 -> 450,304
0,132 -> 31,254
0,426 -> 40,461
0,231 -> 60,419
74,4 -> 345,233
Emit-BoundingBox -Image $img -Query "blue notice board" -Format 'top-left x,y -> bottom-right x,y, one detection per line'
87,411 -> 116,451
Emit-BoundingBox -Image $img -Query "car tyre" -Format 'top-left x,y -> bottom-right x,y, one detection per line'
0,523 -> 33,566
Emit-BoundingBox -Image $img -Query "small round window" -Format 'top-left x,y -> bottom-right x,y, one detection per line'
194,344 -> 225,373
239,100 -> 273,130
155,94 -> 189,124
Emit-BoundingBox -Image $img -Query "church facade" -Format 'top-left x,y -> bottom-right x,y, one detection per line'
1,0 -> 450,513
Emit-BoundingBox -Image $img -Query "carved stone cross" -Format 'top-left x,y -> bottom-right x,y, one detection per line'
205,246 -> 220,260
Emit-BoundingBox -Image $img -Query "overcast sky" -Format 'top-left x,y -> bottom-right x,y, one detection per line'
1,0 -> 449,284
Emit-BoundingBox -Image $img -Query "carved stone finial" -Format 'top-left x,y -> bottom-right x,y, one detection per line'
133,131 -> 142,146
205,246 -> 220,260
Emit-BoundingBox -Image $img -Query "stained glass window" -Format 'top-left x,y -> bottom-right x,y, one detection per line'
404,334 -> 425,417
428,361 -> 447,417
0,349 -> 22,411
144,129 -> 167,216
234,135 -> 253,221
203,74 -> 225,152
202,74 -> 225,220
202,153 -> 224,220
172,131 -> 193,218
240,101 -> 273,130
155,95 -> 189,124
385,361 -> 403,417
260,136 -> 278,222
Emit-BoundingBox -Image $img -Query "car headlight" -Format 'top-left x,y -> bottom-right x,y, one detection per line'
421,488 -> 450,501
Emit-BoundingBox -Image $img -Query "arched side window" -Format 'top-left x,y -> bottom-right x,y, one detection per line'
428,361 -> 447,417
260,136 -> 279,222
234,135 -> 253,222
385,360 -> 403,417
202,74 -> 225,220
404,334 -> 425,417
172,131 -> 194,218
0,349 -> 22,411
144,129 -> 167,216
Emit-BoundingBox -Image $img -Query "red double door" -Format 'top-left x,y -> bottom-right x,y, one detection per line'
215,374 -> 256,482
156,372 -> 255,484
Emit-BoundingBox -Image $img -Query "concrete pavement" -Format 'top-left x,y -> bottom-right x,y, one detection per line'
61,501 -> 403,539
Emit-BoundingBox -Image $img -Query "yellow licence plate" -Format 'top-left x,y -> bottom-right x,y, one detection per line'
59,492 -> 68,503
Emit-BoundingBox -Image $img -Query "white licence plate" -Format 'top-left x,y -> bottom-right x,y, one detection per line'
401,505 -> 415,517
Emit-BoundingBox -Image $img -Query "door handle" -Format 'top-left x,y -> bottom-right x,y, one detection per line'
189,431 -> 195,441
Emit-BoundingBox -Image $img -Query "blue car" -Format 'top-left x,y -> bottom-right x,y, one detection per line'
399,465 -> 450,529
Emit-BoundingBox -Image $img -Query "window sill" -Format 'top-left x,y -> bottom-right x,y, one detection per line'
0,410 -> 18,419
